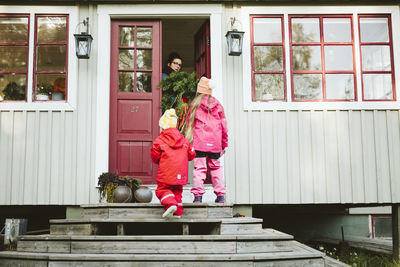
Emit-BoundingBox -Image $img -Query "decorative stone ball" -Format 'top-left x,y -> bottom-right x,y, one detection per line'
112,185 -> 133,203
134,186 -> 153,203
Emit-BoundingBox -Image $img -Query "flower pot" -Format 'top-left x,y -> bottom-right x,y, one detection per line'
134,186 -> 153,203
112,185 -> 133,203
36,94 -> 49,101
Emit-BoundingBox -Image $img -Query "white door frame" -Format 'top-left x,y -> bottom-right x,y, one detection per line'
95,4 -> 224,185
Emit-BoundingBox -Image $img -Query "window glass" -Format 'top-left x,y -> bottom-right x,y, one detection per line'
254,18 -> 282,43
136,72 -> 152,92
119,49 -> 134,69
35,74 -> 66,100
293,46 -> 321,71
37,17 -> 67,43
254,46 -> 283,71
324,46 -> 353,71
0,74 -> 26,101
137,27 -> 152,47
292,18 -> 320,43
293,74 -> 322,100
323,18 -> 352,42
326,74 -> 355,100
363,74 -> 392,100
361,45 -> 391,71
0,46 -> 27,71
119,72 -> 134,92
360,17 -> 389,43
136,49 -> 152,69
255,74 -> 284,100
120,27 -> 135,47
0,17 -> 28,43
37,46 -> 66,71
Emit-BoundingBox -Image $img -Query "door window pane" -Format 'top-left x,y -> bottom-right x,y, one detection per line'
0,74 -> 26,101
324,46 -> 353,71
119,72 -> 134,92
136,49 -> 152,69
293,74 -> 322,100
37,46 -> 66,71
363,74 -> 392,100
293,46 -> 321,70
326,74 -> 355,100
137,27 -> 152,47
0,17 -> 28,43
136,72 -> 152,92
323,18 -> 352,42
254,18 -> 282,43
119,50 -> 134,69
292,18 -> 320,43
360,17 -> 389,43
361,45 -> 391,71
255,74 -> 284,100
254,46 -> 283,71
0,46 -> 28,71
120,27 -> 135,47
37,17 -> 67,43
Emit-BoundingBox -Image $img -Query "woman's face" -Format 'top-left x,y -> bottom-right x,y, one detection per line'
168,58 -> 182,72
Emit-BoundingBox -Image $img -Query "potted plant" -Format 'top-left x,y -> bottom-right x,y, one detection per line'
36,84 -> 53,100
158,71 -> 199,131
2,82 -> 25,101
97,172 -> 142,203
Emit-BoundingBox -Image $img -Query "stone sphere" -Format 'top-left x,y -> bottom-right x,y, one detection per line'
134,186 -> 153,203
112,185 -> 133,203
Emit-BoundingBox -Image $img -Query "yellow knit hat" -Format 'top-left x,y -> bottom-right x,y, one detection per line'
159,109 -> 177,130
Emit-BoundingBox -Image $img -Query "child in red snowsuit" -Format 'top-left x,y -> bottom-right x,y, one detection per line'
151,109 -> 196,218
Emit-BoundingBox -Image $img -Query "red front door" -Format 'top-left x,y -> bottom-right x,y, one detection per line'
194,20 -> 210,79
109,20 -> 161,184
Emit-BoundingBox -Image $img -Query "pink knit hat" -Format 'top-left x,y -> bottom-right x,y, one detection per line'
197,77 -> 212,95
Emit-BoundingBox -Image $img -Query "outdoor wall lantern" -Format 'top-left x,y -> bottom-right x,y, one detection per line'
74,17 -> 93,59
225,17 -> 244,56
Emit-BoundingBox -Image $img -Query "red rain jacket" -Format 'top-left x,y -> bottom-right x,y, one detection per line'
151,127 -> 196,185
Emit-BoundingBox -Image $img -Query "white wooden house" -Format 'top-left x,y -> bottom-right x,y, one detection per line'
1,1 -> 400,241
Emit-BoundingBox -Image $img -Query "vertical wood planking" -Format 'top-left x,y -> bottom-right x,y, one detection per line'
361,111 -> 378,203
336,111 -> 353,203
298,111 -> 314,203
274,111 -> 288,203
374,111 -> 391,203
50,112 -> 61,204
287,111 -> 300,203
64,113 -> 74,204
249,111 -> 262,203
324,111 -> 340,203
32,111 -> 40,203
387,111 -> 400,202
59,111 -> 66,204
261,111 -> 274,203
236,110 -> 250,203
0,111 -> 13,204
311,111 -> 326,203
23,112 -> 35,204
349,111 -> 365,203
37,112 -> 48,204
11,112 -> 25,204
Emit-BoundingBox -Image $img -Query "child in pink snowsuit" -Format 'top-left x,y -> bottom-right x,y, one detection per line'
185,77 -> 228,203
151,109 -> 196,218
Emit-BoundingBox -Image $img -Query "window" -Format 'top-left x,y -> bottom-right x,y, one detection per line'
290,15 -> 356,101
251,16 -> 286,101
359,15 -> 395,101
0,15 -> 29,101
245,8 -> 398,109
34,15 -> 68,101
0,13 -> 69,104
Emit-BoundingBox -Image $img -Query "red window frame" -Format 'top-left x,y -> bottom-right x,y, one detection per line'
0,14 -> 30,102
358,14 -> 396,101
289,15 -> 356,102
250,15 -> 286,102
33,14 -> 69,102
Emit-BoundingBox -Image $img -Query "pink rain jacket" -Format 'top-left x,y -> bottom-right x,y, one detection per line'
189,95 -> 228,153
151,127 -> 196,185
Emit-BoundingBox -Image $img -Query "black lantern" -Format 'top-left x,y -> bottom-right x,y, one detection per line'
74,17 -> 93,59
225,29 -> 244,56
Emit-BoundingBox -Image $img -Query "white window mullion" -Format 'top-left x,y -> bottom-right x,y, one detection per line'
26,12 -> 35,104
284,13 -> 292,102
353,12 -> 363,103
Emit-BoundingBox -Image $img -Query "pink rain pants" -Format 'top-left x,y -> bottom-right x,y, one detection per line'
191,157 -> 226,197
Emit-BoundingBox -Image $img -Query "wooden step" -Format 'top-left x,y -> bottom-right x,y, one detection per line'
16,233 -> 308,255
220,217 -> 264,235
79,203 -> 233,219
50,218 -> 222,236
0,250 -> 326,266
